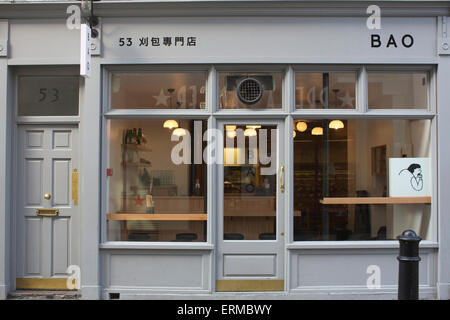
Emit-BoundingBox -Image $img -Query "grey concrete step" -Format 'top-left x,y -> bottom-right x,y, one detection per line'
7,290 -> 81,300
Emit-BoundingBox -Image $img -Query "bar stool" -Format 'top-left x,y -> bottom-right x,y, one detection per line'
224,233 -> 244,240
175,233 -> 198,241
259,233 -> 276,240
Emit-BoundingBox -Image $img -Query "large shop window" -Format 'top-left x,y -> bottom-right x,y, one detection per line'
106,119 -> 207,242
293,119 -> 432,241
110,72 -> 206,109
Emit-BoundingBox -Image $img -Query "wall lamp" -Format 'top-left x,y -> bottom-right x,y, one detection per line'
80,0 -> 100,38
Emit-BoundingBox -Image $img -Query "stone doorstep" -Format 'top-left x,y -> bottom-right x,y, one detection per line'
7,290 -> 81,300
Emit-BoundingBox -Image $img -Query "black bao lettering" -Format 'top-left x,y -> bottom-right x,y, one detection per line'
371,34 -> 414,48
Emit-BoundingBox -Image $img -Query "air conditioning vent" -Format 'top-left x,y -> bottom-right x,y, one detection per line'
237,78 -> 263,105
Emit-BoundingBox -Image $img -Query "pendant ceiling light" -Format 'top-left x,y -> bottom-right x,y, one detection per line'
225,125 -> 237,138
311,127 -> 323,136
293,130 -> 297,138
163,120 -> 179,129
329,120 -> 344,130
246,125 -> 261,129
226,130 -> 237,139
296,121 -> 308,132
172,128 -> 187,137
244,128 -> 257,137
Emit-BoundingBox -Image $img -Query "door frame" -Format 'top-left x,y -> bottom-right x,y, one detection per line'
8,66 -> 82,292
12,123 -> 81,290
215,119 -> 286,292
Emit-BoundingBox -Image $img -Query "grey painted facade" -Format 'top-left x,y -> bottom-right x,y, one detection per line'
0,1 -> 449,300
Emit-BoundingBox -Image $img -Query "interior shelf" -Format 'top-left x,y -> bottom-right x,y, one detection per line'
121,162 -> 152,167
320,196 -> 431,205
107,213 -> 207,221
121,144 -> 152,152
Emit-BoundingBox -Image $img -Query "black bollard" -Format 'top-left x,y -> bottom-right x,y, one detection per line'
397,230 -> 421,300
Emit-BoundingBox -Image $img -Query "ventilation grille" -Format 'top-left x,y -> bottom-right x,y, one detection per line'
237,78 -> 263,105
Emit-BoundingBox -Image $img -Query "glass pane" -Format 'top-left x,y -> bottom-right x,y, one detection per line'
223,124 -> 277,240
219,72 -> 283,109
293,119 -> 432,241
107,119 -> 207,242
368,72 -> 428,109
295,72 -> 356,109
18,76 -> 79,116
110,72 -> 206,109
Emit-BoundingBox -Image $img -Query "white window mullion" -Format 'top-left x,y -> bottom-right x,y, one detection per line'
358,65 -> 368,113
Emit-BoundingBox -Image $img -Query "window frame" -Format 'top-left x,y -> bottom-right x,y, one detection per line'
14,66 -> 81,124
101,65 -> 214,247
215,64 -> 288,113
366,67 -> 433,112
292,65 -> 361,113
101,64 -> 437,249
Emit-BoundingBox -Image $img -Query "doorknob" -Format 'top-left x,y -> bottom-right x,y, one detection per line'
44,193 -> 51,200
280,165 -> 285,193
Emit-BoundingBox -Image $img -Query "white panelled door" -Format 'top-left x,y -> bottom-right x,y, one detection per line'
16,125 -> 80,289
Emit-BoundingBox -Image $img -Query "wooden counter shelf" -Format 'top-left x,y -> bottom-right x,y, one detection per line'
121,144 -> 152,152
121,162 -> 152,167
320,196 -> 431,205
107,213 -> 207,221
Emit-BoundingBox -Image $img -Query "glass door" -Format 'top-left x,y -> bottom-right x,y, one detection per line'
216,120 -> 285,292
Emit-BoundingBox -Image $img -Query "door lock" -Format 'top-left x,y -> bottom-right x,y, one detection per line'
44,193 -> 51,200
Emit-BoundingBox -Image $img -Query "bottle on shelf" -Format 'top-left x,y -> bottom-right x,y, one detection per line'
146,194 -> 154,214
194,178 -> 201,196
137,128 -> 143,145
132,128 -> 138,144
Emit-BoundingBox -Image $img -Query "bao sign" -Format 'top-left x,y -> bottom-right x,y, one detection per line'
389,158 -> 431,197
102,17 -> 435,61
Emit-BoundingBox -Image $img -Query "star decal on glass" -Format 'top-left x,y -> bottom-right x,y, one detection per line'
339,91 -> 355,108
153,89 -> 170,107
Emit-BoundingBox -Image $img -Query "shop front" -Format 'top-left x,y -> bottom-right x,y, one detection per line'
0,1 -> 449,300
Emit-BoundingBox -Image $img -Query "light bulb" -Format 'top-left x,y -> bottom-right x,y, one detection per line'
329,120 -> 344,130
244,128 -> 257,137
226,130 -> 237,139
311,127 -> 323,136
163,120 -> 179,129
172,128 -> 187,137
296,121 -> 307,132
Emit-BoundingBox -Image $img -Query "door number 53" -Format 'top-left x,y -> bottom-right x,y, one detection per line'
39,88 -> 60,103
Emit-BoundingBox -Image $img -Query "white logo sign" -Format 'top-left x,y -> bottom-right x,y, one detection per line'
389,158 -> 431,197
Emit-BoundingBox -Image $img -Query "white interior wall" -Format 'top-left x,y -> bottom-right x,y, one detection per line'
352,119 -> 431,239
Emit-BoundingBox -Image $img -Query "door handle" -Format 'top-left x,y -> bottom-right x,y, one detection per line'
280,165 -> 285,193
44,193 -> 51,200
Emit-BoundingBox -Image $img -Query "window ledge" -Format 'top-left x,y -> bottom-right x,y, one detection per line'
286,241 -> 439,250
100,242 -> 214,250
